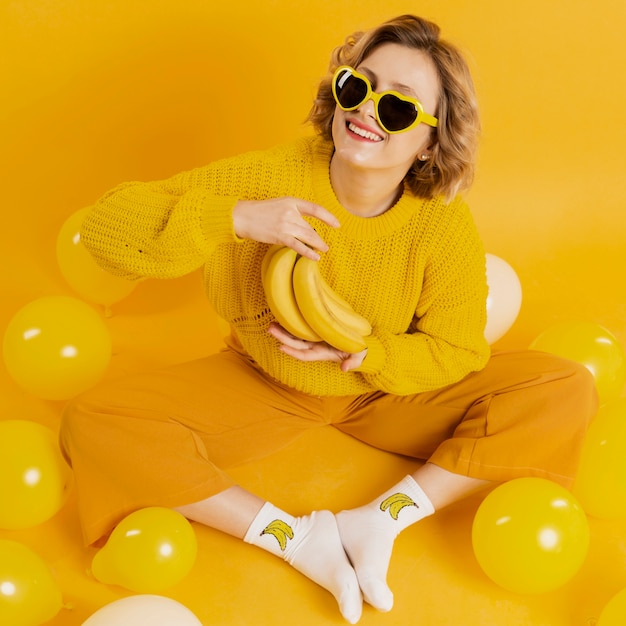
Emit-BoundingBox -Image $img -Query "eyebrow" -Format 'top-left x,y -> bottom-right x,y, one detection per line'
358,66 -> 419,98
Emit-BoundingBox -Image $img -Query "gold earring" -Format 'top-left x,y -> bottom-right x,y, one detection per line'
420,154 -> 430,161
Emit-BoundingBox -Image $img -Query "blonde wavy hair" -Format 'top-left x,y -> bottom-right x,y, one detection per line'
307,15 -> 480,201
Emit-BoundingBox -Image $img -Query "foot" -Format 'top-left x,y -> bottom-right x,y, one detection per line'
335,475 -> 435,612
246,505 -> 362,624
335,507 -> 395,612
284,511 -> 363,624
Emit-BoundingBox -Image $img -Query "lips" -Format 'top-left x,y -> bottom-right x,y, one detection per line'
346,120 -> 384,142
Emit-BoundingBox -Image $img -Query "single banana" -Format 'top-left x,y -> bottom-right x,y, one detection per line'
260,519 -> 295,552
262,246 -> 321,341
292,256 -> 367,353
380,493 -> 418,520
316,272 -> 372,337
261,243 -> 282,279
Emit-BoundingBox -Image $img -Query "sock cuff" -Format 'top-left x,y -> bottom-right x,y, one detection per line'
243,502 -> 296,557
375,475 -> 435,533
397,475 -> 435,516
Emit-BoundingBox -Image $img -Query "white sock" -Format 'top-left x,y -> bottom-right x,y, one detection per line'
335,475 -> 435,612
244,503 -> 362,624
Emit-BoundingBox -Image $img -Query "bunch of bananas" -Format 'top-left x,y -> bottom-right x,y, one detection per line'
261,245 -> 372,353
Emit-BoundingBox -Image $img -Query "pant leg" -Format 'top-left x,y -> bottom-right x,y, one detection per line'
60,348 -> 325,546
334,350 -> 598,487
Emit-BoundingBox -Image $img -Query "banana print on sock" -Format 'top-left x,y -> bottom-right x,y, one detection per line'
260,519 -> 295,551
380,493 -> 418,520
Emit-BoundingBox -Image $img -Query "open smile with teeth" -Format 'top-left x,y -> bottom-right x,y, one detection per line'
347,122 -> 384,142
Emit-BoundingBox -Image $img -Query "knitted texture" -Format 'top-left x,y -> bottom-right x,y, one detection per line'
81,136 -> 490,396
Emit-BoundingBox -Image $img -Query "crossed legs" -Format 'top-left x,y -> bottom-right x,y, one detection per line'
62,349 -> 597,622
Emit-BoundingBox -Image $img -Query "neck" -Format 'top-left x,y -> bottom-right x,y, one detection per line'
329,156 -> 405,218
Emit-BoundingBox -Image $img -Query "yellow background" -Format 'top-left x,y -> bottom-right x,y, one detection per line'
1,1 -> 625,624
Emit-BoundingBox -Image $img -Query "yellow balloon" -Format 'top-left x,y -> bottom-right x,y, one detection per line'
598,588 -> 626,626
573,399 -> 626,519
82,595 -> 203,626
0,420 -> 72,529
472,478 -> 589,594
2,296 -> 112,401
529,321 -> 626,404
91,507 -> 198,593
0,539 -> 63,626
56,208 -> 136,307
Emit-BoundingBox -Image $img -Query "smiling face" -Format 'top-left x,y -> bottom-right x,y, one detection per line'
331,42 -> 441,178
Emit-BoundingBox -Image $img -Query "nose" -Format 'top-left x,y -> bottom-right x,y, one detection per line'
357,97 -> 377,123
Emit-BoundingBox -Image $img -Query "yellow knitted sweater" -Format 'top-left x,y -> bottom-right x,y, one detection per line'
81,136 -> 490,396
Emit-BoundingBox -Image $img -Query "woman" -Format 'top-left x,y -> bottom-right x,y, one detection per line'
60,15 -> 597,623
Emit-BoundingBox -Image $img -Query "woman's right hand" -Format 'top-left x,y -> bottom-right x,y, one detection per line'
232,197 -> 340,260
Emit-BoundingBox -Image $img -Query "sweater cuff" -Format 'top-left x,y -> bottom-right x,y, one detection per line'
353,335 -> 386,374
201,195 -> 242,245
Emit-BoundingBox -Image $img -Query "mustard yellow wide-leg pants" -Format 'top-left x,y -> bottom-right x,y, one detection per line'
60,348 -> 598,546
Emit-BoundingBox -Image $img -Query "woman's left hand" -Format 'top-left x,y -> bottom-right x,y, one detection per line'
268,323 -> 367,372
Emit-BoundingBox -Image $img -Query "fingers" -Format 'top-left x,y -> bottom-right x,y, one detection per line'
287,238 -> 324,261
286,200 -> 339,259
232,197 -> 340,258
280,344 -> 340,363
268,323 -> 336,360
295,200 -> 340,229
340,349 -> 368,372
267,322 -> 311,348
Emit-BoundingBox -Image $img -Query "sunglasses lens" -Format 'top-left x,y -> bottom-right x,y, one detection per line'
335,71 -> 368,109
378,94 -> 418,132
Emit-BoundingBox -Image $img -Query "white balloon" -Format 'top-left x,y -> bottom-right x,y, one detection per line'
82,595 -> 203,626
484,253 -> 523,344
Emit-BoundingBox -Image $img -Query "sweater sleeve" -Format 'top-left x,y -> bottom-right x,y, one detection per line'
80,168 -> 240,281
354,199 -> 490,395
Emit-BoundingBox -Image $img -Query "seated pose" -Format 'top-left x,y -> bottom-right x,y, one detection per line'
60,14 -> 598,624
